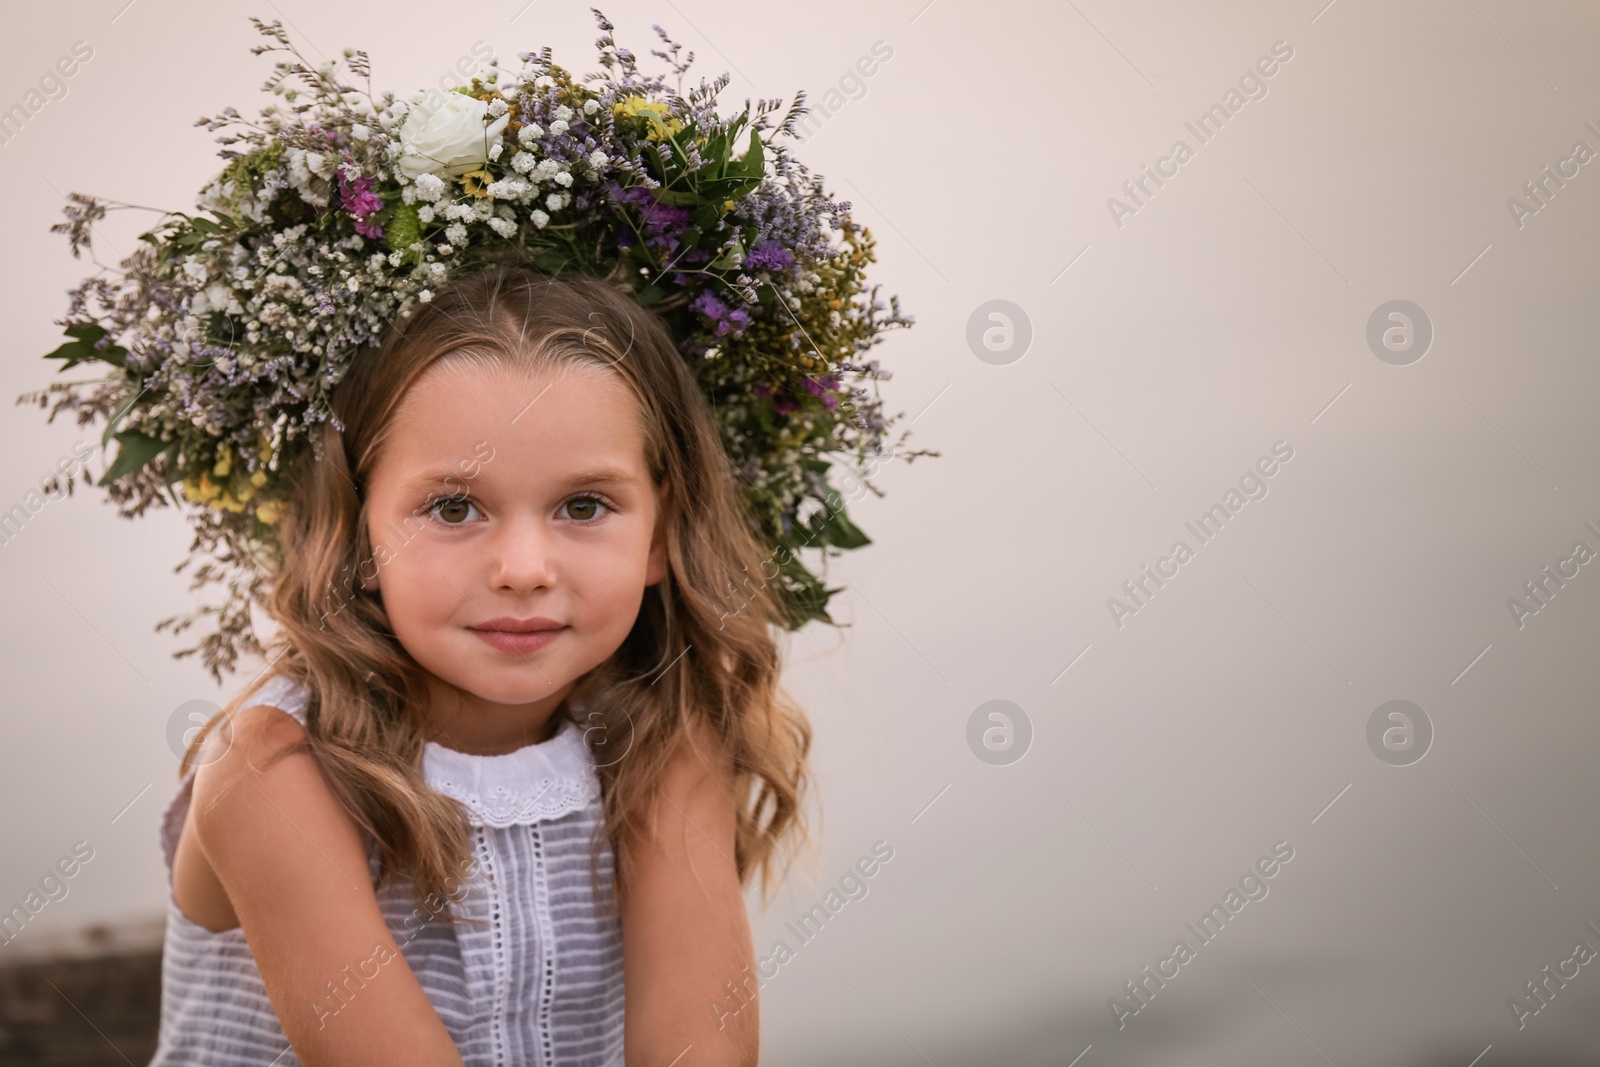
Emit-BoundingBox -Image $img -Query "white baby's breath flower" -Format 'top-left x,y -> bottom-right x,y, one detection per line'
351,123 -> 370,141
554,104 -> 573,122
518,123 -> 543,144
487,217 -> 518,238
412,172 -> 446,201
589,149 -> 608,169
417,204 -> 435,223
418,289 -> 434,303
445,222 -> 468,244
583,98 -> 600,114
489,142 -> 504,161
182,259 -> 209,282
545,191 -> 565,211
548,119 -> 569,136
554,171 -> 573,187
511,151 -> 537,174
529,208 -> 550,228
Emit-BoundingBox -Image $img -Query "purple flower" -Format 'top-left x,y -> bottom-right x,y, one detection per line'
611,182 -> 690,251
692,289 -> 728,320
801,374 -> 840,411
753,380 -> 800,415
338,162 -> 384,236
743,239 -> 794,273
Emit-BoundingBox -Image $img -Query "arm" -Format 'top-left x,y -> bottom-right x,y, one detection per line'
191,703 -> 467,1067
622,719 -> 758,1067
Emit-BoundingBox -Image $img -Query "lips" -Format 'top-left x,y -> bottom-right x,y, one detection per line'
468,621 -> 567,655
469,616 -> 565,634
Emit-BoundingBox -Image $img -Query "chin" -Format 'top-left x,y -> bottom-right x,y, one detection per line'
459,673 -> 570,706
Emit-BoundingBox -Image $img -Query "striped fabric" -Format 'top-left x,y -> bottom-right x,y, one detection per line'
149,674 -> 626,1066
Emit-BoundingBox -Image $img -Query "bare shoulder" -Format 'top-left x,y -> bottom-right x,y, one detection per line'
190,699 -> 324,833
621,717 -> 756,1065
659,716 -> 736,799
172,700 -> 317,934
187,697 -> 467,1064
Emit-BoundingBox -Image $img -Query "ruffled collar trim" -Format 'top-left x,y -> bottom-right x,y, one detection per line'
421,716 -> 599,828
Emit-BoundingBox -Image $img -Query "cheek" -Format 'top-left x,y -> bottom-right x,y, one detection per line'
376,540 -> 455,623
576,533 -> 653,623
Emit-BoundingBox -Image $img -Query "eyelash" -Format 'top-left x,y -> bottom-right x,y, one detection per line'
418,492 -> 617,526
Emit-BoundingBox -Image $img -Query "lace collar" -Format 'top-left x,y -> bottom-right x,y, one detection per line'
421,715 -> 600,828
241,674 -> 599,828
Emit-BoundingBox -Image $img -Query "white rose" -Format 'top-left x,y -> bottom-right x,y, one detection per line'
397,92 -> 512,180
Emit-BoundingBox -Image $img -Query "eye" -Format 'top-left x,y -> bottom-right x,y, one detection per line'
424,494 -> 481,525
562,492 -> 615,523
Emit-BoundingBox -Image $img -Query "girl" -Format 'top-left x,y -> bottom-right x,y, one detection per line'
152,264 -> 814,1066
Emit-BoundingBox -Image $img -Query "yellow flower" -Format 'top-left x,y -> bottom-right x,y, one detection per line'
256,433 -> 273,462
212,449 -> 232,477
460,169 -> 493,198
256,499 -> 283,525
612,96 -> 683,141
250,469 -> 269,488
184,473 -> 222,503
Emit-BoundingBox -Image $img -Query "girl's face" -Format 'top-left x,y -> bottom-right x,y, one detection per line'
361,358 -> 668,750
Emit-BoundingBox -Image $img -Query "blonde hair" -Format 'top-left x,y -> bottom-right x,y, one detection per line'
182,265 -> 815,923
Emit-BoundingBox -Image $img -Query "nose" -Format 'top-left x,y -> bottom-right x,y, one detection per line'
489,516 -> 559,594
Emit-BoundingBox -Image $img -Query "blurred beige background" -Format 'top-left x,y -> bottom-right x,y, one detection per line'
5,0 -> 1600,1063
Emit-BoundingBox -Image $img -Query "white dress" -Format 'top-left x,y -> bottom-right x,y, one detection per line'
148,673 -> 626,1066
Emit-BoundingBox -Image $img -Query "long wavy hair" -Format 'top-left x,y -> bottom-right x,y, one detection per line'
181,264 -> 816,924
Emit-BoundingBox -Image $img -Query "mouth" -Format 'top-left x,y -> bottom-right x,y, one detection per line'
467,617 -> 568,655
468,625 -> 567,655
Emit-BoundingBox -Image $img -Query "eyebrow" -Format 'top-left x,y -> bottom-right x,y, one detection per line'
400,464 -> 641,494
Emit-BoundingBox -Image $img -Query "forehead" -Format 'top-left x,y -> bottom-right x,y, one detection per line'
373,359 -> 650,485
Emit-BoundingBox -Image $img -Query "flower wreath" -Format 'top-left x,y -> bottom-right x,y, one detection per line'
18,10 -> 935,682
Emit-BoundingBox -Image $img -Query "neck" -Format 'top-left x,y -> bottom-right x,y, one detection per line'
420,680 -> 572,755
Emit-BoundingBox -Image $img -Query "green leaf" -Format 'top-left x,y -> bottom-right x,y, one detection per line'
98,431 -> 172,486
822,508 -> 871,549
532,247 -> 573,273
692,202 -> 723,231
731,130 -> 764,178
102,388 -> 142,448
709,236 -> 745,271
45,323 -> 126,371
650,187 -> 699,207
635,283 -> 664,307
